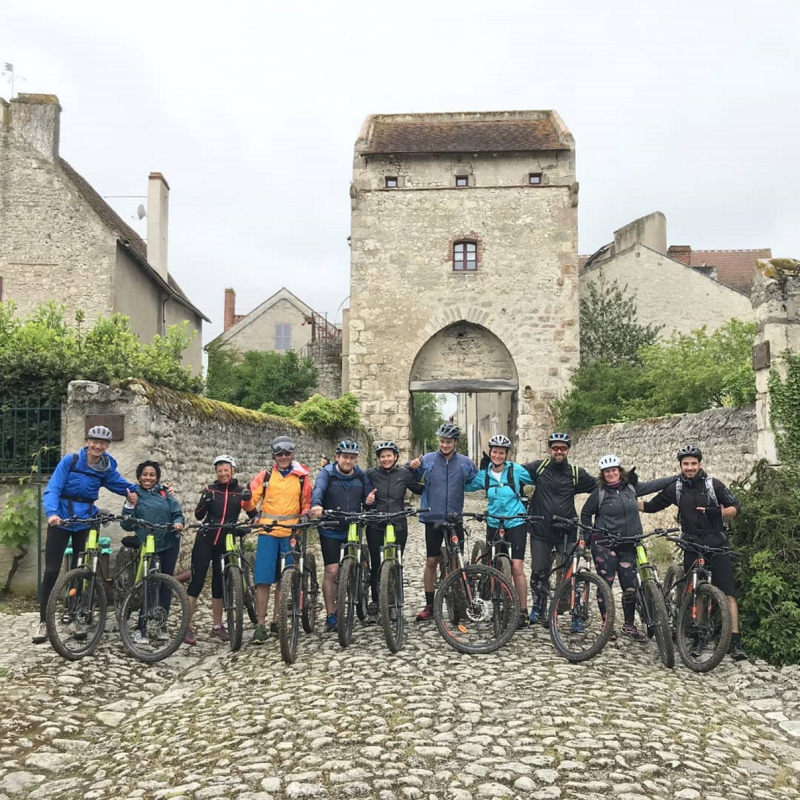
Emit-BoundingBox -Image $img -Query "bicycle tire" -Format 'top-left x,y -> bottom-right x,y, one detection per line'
549,550 -> 568,614
433,564 -> 519,654
225,564 -> 244,652
46,568 -> 107,661
112,547 -> 139,622
356,545 -> 370,622
278,567 -> 300,664
337,557 -> 357,648
471,540 -> 487,565
496,554 -> 513,587
549,570 -> 613,662
118,573 -> 190,663
662,564 -> 684,637
242,556 -> 258,625
642,578 -> 674,668
379,560 -> 404,653
437,546 -> 449,585
302,553 -> 319,633
676,581 -> 731,672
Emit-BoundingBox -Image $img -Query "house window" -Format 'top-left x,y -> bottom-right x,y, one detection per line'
453,241 -> 477,272
528,172 -> 542,185
275,323 -> 291,351
385,176 -> 398,188
455,175 -> 469,187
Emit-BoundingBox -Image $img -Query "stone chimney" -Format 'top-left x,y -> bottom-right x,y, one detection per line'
8,94 -> 61,161
224,288 -> 237,331
613,211 -> 667,255
668,245 -> 692,265
147,172 -> 170,282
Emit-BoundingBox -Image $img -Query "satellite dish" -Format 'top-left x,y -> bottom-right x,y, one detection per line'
136,204 -> 147,220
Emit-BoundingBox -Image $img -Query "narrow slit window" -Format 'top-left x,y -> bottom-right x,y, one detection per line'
385,176 -> 398,188
528,172 -> 542,185
455,175 -> 469,187
453,241 -> 477,272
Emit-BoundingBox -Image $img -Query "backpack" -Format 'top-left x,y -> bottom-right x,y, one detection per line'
536,458 -> 579,486
674,475 -> 718,509
484,463 -> 520,495
596,484 -> 637,507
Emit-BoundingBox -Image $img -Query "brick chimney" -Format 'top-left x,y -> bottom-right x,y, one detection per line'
668,245 -> 692,265
147,172 -> 170,282
224,288 -> 237,331
8,94 -> 61,161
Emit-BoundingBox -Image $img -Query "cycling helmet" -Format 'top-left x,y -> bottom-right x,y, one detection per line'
271,435 -> 296,455
87,425 -> 113,442
374,441 -> 399,455
548,432 -> 571,447
335,440 -> 360,455
435,422 -> 461,440
213,454 -> 237,470
677,445 -> 703,462
598,454 -> 622,470
488,434 -> 512,449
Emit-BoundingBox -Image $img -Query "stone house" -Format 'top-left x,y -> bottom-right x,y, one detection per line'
0,93 -> 208,371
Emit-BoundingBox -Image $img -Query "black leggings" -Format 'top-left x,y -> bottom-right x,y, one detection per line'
188,533 -> 225,599
366,526 -> 408,603
591,540 -> 638,625
39,525 -> 88,622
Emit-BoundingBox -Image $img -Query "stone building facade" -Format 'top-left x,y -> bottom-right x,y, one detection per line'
347,111 -> 580,460
0,94 -> 207,370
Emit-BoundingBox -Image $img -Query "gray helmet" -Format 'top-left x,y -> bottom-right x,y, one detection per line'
677,445 -> 702,462
272,435 -> 296,455
213,454 -> 237,470
548,432 -> 571,447
436,422 -> 461,440
87,425 -> 113,442
488,434 -> 511,449
374,441 -> 399,455
335,440 -> 360,455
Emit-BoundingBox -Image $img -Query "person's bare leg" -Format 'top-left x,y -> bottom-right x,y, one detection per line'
323,564 -> 339,614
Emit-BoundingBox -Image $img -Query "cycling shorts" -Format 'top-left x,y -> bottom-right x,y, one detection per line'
683,549 -> 736,598
319,532 -> 343,567
425,521 -> 463,559
486,523 -> 527,561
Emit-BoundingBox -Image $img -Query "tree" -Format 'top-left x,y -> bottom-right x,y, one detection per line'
580,272 -> 663,366
206,343 -> 318,409
411,393 -> 445,453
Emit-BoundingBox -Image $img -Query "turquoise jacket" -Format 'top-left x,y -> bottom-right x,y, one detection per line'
120,484 -> 184,552
465,461 -> 534,528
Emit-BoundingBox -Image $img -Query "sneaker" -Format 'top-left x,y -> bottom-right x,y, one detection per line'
730,640 -> 748,661
570,617 -> 586,634
157,624 -> 170,642
324,613 -> 338,632
621,624 -> 648,642
269,621 -> 279,634
251,624 -> 268,645
518,611 -> 530,628
415,605 -> 434,622
367,601 -> 379,617
528,606 -> 541,625
184,627 -> 197,646
211,625 -> 230,642
70,620 -> 88,641
32,621 -> 48,644
132,629 -> 148,645
602,614 -> 617,641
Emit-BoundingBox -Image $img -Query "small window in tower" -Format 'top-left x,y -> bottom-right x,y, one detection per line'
455,175 -> 469,188
385,176 -> 398,188
453,241 -> 478,272
528,172 -> 542,185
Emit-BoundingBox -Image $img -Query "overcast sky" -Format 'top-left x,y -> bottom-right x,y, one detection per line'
3,0 -> 799,343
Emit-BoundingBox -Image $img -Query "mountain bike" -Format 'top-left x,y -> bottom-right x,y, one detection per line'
275,519 -> 321,664
432,515 -> 519,654
601,528 -> 678,668
547,516 -> 615,662
664,536 -> 736,672
469,513 -> 525,585
115,518 -> 190,663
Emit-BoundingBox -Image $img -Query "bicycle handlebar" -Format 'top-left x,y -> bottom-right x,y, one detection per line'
56,513 -> 120,527
664,536 -> 741,558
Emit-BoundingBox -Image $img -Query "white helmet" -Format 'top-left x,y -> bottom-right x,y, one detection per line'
598,454 -> 621,470
488,434 -> 512,449
213,454 -> 237,470
87,425 -> 113,442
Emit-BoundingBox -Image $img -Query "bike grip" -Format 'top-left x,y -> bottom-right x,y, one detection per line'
417,508 -> 431,514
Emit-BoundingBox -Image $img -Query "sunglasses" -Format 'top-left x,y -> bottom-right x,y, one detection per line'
550,445 -> 569,453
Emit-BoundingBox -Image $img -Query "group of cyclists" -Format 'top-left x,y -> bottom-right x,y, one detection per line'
32,421 -> 748,661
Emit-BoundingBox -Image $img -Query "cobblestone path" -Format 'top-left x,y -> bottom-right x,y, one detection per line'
2,523 -> 800,800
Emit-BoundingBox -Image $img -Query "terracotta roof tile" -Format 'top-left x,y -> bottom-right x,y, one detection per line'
689,249 -> 772,293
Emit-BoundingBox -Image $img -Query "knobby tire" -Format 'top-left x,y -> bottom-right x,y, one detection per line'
302,553 -> 319,633
46,568 -> 107,661
642,578 -> 674,668
549,570 -> 613,662
379,560 -> 404,653
337,557 -> 357,648
676,581 -> 732,673
225,564 -> 244,652
278,567 -> 300,664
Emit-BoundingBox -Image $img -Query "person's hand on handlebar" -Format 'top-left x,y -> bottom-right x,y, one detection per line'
310,505 -> 323,519
48,515 -> 62,527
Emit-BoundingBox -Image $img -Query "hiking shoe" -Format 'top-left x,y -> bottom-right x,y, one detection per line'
251,624 -> 268,645
415,605 -> 434,622
570,617 -> 586,634
132,629 -> 148,645
518,611 -> 530,628
528,606 -> 541,625
32,621 -> 48,644
730,640 -> 748,661
211,625 -> 230,642
157,624 -> 170,641
622,624 -> 648,642
324,613 -> 338,632
367,601 -> 379,617
184,627 -> 197,646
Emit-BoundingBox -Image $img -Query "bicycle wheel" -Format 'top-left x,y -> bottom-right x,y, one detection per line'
437,546 -> 449,586
278,567 -> 300,664
225,564 -> 244,651
471,540 -> 487,565
355,545 -> 371,621
642,579 -> 674,668
242,557 -> 258,625
46,568 -> 107,661
118,573 -> 190,663
112,547 -> 139,621
496,554 -> 513,587
433,564 -> 519,654
302,554 -> 319,633
676,582 -> 732,672
549,570 -> 613,662
379,560 -> 404,653
337,557 -> 357,648
549,550 -> 568,614
662,564 -> 684,637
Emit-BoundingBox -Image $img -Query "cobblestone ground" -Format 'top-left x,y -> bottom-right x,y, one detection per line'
2,522 -> 800,800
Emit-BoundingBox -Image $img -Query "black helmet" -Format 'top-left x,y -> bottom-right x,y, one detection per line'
335,440 -> 360,455
272,435 -> 296,455
374,441 -> 399,455
548,432 -> 571,447
677,445 -> 702,462
435,422 -> 461,440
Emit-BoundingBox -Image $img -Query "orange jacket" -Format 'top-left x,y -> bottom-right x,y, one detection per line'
244,462 -> 312,537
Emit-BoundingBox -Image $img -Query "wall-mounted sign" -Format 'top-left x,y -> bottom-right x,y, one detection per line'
752,341 -> 771,371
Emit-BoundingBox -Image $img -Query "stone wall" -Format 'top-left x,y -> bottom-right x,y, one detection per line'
311,350 -> 342,399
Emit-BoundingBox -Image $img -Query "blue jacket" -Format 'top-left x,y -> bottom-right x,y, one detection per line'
410,451 -> 478,523
43,448 -> 137,532
311,464 -> 373,540
465,461 -> 534,528
120,484 -> 185,552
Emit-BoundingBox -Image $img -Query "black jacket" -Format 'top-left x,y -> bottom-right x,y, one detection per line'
365,464 -> 423,532
642,470 -> 740,546
194,478 -> 251,544
521,458 -> 597,541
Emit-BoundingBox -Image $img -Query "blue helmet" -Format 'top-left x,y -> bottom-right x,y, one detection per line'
335,440 -> 360,455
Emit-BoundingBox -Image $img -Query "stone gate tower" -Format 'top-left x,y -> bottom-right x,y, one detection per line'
346,110 -> 578,460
